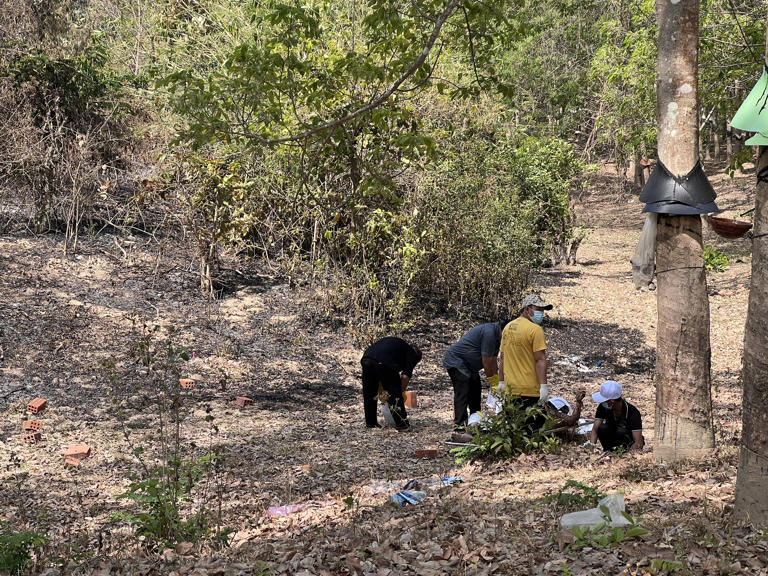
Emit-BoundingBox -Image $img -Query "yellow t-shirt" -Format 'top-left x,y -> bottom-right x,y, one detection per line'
501,316 -> 546,397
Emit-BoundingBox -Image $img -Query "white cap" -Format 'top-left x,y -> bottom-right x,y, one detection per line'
547,397 -> 572,415
592,380 -> 622,403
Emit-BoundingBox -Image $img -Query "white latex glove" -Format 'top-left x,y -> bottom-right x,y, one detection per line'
496,381 -> 505,395
538,384 -> 549,404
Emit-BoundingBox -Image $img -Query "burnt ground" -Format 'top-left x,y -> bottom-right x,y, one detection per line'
0,159 -> 765,575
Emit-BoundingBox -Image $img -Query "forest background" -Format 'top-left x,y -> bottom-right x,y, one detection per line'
2,0 -> 763,333
1,0 -> 768,574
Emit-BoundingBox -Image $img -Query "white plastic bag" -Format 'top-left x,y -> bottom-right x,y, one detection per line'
381,404 -> 396,427
630,213 -> 658,289
559,493 -> 631,529
485,392 -> 503,414
467,412 -> 483,427
576,418 -> 594,436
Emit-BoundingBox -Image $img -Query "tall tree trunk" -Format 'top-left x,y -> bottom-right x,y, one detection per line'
734,146 -> 768,527
732,80 -> 744,159
34,171 -> 53,234
703,126 -> 712,161
653,0 -> 714,462
632,150 -> 644,187
734,15 -> 768,528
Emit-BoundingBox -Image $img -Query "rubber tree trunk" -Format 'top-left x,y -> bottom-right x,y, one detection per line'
734,147 -> 768,526
734,16 -> 768,527
653,0 -> 714,462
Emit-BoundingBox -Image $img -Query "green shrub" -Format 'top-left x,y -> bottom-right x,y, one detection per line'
0,521 -> 47,575
400,132 -> 582,322
451,401 -> 560,463
565,509 -> 648,551
163,88 -> 582,334
547,480 -> 606,510
703,244 -> 728,273
113,457 -> 218,549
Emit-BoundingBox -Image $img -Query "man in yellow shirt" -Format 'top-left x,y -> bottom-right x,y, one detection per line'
498,293 -> 553,430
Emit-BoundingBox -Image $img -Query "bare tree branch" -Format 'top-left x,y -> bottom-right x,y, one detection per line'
461,5 -> 482,85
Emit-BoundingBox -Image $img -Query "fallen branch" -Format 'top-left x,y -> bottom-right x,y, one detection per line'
1,386 -> 25,400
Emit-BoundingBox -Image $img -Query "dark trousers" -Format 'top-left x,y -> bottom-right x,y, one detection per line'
596,421 -> 638,452
361,357 -> 408,428
448,368 -> 481,428
507,395 -> 546,433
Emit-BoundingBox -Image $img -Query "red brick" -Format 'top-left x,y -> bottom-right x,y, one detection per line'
405,391 -> 418,409
61,445 -> 91,459
23,432 -> 42,444
64,456 -> 82,466
27,398 -> 47,414
22,420 -> 42,431
414,449 -> 439,459
235,396 -> 254,408
179,378 -> 196,389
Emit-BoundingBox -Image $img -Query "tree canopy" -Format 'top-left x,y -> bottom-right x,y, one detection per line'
0,0 -> 765,330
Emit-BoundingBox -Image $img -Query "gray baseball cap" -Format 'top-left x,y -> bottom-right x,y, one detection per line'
521,293 -> 553,310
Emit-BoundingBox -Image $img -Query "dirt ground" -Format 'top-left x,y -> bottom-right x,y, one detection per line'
0,160 -> 766,575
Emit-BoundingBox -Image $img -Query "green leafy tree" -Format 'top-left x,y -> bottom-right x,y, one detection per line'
588,1 -> 657,166
495,0 -> 609,136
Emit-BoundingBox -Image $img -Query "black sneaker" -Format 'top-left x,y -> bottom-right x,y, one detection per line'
366,423 -> 383,429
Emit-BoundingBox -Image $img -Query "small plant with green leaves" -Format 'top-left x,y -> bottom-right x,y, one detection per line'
547,480 -> 606,510
0,521 -> 47,576
703,244 -> 728,273
564,508 -> 648,551
112,454 -> 213,549
650,558 -> 683,573
451,401 -> 560,463
108,325 -> 230,551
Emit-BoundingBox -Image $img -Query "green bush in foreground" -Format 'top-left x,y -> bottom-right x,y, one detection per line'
451,401 -> 560,463
565,510 -> 648,552
0,521 -> 47,575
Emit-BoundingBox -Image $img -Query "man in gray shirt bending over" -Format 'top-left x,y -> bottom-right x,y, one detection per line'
443,320 -> 508,436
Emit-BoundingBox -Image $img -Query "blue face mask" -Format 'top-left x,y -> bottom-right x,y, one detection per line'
531,310 -> 544,325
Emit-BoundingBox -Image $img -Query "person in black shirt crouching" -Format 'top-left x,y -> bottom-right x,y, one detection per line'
360,337 -> 422,431
588,380 -> 644,452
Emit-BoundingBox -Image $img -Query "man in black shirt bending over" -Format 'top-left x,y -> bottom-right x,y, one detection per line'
361,337 -> 422,431
589,380 -> 644,452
